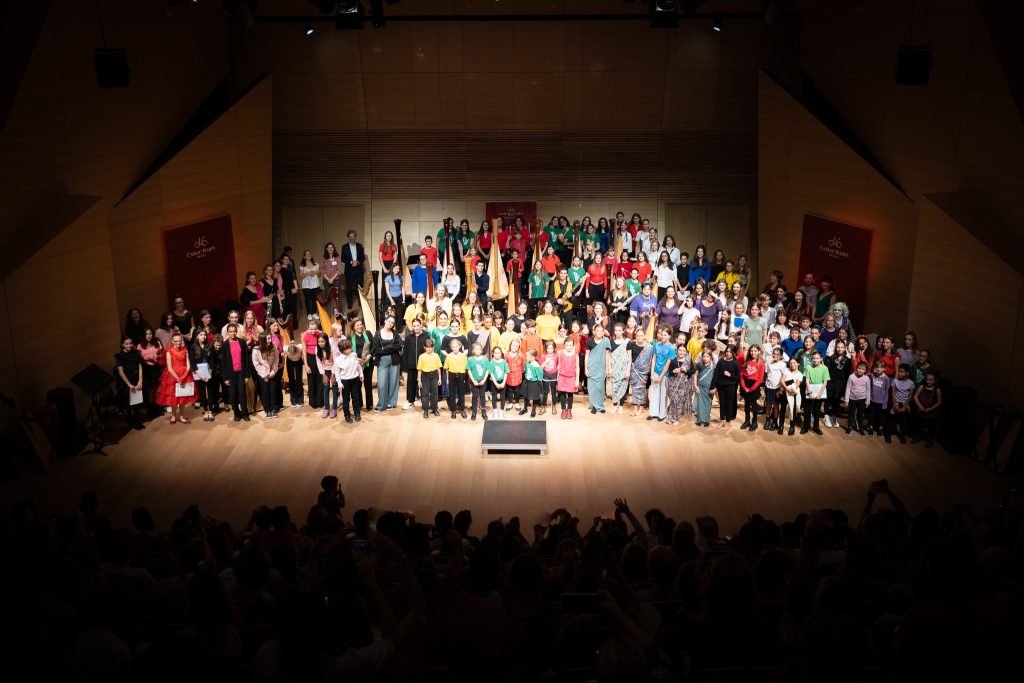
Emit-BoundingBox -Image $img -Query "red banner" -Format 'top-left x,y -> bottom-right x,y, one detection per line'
797,214 -> 873,330
485,202 -> 537,233
164,215 -> 237,316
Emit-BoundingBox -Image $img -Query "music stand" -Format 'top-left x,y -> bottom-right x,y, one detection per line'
71,363 -> 116,455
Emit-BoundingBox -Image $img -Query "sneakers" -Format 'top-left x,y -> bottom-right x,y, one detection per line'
823,414 -> 833,428
321,410 -> 329,418
329,410 -> 337,419
403,402 -> 413,410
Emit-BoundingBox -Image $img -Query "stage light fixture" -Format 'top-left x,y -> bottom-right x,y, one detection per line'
336,1 -> 365,29
713,17 -> 722,32
305,21 -> 315,35
649,0 -> 679,28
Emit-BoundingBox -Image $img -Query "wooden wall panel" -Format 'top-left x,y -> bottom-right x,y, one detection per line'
907,198 -> 1024,406
757,72 -> 917,336
1,201 -> 120,409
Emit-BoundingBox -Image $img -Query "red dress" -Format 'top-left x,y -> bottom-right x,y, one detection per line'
556,351 -> 578,393
155,346 -> 197,406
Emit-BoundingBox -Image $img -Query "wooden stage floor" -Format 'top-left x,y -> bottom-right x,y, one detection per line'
2,400 -> 1017,534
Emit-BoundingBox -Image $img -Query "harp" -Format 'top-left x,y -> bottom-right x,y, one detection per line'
465,254 -> 476,294
357,288 -> 377,333
645,312 -> 658,342
506,256 -> 519,314
486,217 -> 509,304
393,217 -> 412,299
573,224 -> 582,260
531,221 -> 541,265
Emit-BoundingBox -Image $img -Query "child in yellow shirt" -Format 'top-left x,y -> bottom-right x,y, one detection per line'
444,338 -> 468,419
417,339 -> 442,418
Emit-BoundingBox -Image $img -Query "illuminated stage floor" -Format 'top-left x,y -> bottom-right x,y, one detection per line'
3,400 -> 1015,533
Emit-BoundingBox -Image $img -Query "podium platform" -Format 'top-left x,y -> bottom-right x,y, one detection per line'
481,420 -> 547,456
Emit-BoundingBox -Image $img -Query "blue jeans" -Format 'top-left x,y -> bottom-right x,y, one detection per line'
375,356 -> 400,409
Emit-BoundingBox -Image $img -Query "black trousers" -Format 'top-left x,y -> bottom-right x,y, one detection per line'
847,398 -> 866,431
742,386 -> 761,422
406,368 -> 419,403
490,381 -> 506,410
559,390 -> 574,409
718,384 -> 738,421
868,401 -> 887,434
543,380 -> 558,405
362,362 -> 374,408
340,377 -> 362,417
889,406 -> 910,437
258,374 -> 280,413
421,370 -> 439,412
306,352 -> 322,408
470,383 -> 487,414
302,288 -> 319,317
345,267 -> 363,309
448,373 -> 467,412
804,398 -> 822,429
224,369 -> 248,417
286,358 -> 304,406
196,378 -> 215,410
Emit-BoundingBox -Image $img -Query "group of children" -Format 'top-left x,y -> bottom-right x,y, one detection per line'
119,213 -> 945,446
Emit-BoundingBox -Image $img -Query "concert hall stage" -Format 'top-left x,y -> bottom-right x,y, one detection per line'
3,400 -> 1012,534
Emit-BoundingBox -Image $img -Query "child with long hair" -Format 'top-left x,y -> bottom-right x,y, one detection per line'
780,357 -> 803,435
523,349 -> 544,417
738,344 -> 765,432
467,342 -> 490,420
664,344 -> 693,426
540,340 -> 559,414
608,323 -> 631,414
315,333 -> 337,419
189,329 -> 215,422
628,328 -> 654,416
648,325 -> 675,421
505,339 -> 526,414
156,332 -> 197,424
556,337 -> 580,419
488,347 -> 509,418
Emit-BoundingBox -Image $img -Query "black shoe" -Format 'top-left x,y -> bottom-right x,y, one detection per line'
481,411 -> 488,420
751,421 -> 758,432
845,428 -> 852,436
460,411 -> 467,419
355,414 -> 362,422
788,426 -> 796,435
451,412 -> 456,420
813,427 -> 823,435
590,407 -> 597,414
530,409 -> 536,417
884,434 -> 892,443
800,428 -> 808,434
646,416 -> 657,421
234,414 -> 242,422
242,414 -> 251,422
911,437 -> 922,444
899,435 -> 906,444
132,422 -> 145,430
423,411 -> 429,419
471,411 -> 477,421
432,410 -> 440,416
740,421 -> 750,430
777,423 -> 784,435
519,408 -> 528,415
345,415 -> 353,423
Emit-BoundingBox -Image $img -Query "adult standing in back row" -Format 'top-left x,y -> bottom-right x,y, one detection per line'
342,230 -> 367,312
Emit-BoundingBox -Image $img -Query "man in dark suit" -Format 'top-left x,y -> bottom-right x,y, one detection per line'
343,230 -> 366,311
220,323 -> 250,422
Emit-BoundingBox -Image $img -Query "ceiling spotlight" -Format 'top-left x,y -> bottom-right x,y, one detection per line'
305,21 -> 315,35
713,17 -> 722,32
649,0 -> 679,28
336,1 -> 365,29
